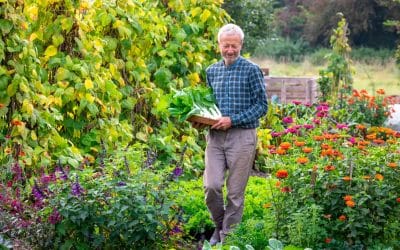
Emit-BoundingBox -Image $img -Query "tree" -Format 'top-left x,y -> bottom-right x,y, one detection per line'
222,0 -> 276,53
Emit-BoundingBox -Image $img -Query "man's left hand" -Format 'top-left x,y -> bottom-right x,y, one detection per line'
211,117 -> 232,130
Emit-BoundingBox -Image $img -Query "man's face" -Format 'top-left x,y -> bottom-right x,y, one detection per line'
218,33 -> 242,66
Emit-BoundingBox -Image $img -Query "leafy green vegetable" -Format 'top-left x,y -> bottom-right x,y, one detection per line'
168,86 -> 222,122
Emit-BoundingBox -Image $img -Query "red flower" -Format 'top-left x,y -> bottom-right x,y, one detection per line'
325,238 -> 332,244
338,215 -> 347,221
276,170 -> 288,179
280,186 -> 292,193
396,197 -> 400,203
324,165 -> 335,171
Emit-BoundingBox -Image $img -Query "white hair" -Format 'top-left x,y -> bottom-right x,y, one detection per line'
217,23 -> 244,43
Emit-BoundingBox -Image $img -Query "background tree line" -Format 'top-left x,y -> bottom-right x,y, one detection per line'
222,0 -> 400,62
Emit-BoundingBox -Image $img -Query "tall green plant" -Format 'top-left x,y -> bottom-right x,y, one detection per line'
318,14 -> 354,104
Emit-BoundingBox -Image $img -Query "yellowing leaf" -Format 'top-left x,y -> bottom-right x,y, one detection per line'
44,45 -> 58,58
31,131 -> 37,141
84,79 -> 93,89
190,7 -> 202,17
200,9 -> 211,23
188,72 -> 200,85
22,99 -> 34,115
85,93 -> 95,103
93,39 -> 103,52
26,5 -> 38,21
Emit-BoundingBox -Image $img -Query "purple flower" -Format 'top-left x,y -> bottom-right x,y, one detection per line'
336,123 -> 348,130
12,162 -> 23,181
282,116 -> 293,124
348,137 -> 356,144
56,166 -> 68,181
117,181 -> 126,186
173,167 -> 183,177
312,118 -> 321,125
71,177 -> 84,197
292,100 -> 302,105
271,132 -> 283,137
49,208 -> 62,224
32,181 -> 46,201
303,124 -> 315,130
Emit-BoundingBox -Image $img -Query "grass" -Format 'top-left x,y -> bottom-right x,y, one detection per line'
252,57 -> 400,95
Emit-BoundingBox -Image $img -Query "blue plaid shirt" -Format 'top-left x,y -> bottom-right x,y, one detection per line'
206,56 -> 268,128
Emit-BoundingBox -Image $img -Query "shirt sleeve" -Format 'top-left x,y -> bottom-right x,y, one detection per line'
230,66 -> 268,126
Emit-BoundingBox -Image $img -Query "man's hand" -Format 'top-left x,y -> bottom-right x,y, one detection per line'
211,116 -> 232,130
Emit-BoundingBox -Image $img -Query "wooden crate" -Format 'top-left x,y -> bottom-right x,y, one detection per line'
265,76 -> 319,104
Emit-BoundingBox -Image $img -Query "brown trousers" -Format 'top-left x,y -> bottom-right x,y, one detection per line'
204,128 -> 257,237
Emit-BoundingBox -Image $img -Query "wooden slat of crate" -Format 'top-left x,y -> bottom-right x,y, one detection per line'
265,76 -> 319,104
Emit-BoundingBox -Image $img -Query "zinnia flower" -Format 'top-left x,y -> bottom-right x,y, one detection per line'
396,197 -> 400,203
296,157 -> 309,164
342,176 -> 352,181
294,141 -> 305,147
375,173 -> 384,181
279,142 -> 291,150
302,147 -> 312,153
345,200 -> 356,207
276,170 -> 288,179
338,215 -> 347,221
325,238 -> 332,244
343,195 -> 353,201
324,165 -> 335,171
387,162 -> 397,169
282,116 -> 293,124
281,186 -> 292,193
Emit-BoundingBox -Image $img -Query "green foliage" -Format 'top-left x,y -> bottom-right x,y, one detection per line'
42,148 -> 183,249
0,234 -> 12,250
222,0 -> 276,54
173,176 -> 272,238
350,47 -> 395,65
169,86 -> 221,122
0,0 -> 229,168
253,38 -> 309,62
257,100 -> 400,248
317,15 -> 354,103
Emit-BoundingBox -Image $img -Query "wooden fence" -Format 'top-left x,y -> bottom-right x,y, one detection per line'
264,76 -> 319,104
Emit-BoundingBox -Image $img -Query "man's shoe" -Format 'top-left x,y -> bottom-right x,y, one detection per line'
209,228 -> 221,246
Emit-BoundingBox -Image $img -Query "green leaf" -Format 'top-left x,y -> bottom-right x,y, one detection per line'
154,68 -> 172,89
0,19 -> 13,34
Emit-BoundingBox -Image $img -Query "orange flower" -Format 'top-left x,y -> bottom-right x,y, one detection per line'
294,141 -> 305,147
276,148 -> 286,155
296,157 -> 309,164
324,165 -> 335,171
276,170 -> 288,179
279,142 -> 291,150
372,139 -> 385,145
343,195 -> 353,201
281,186 -> 292,193
375,173 -> 384,181
358,140 -> 370,146
321,143 -> 330,150
366,133 -> 376,140
376,89 -> 385,95
362,175 -> 371,180
356,124 -> 366,130
387,162 -> 397,169
275,181 -> 281,187
11,120 -> 23,126
263,203 -> 272,209
342,176 -> 352,181
302,147 -> 312,153
0,103 -> 4,108
338,215 -> 347,221
313,135 -> 324,141
346,200 -> 356,207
